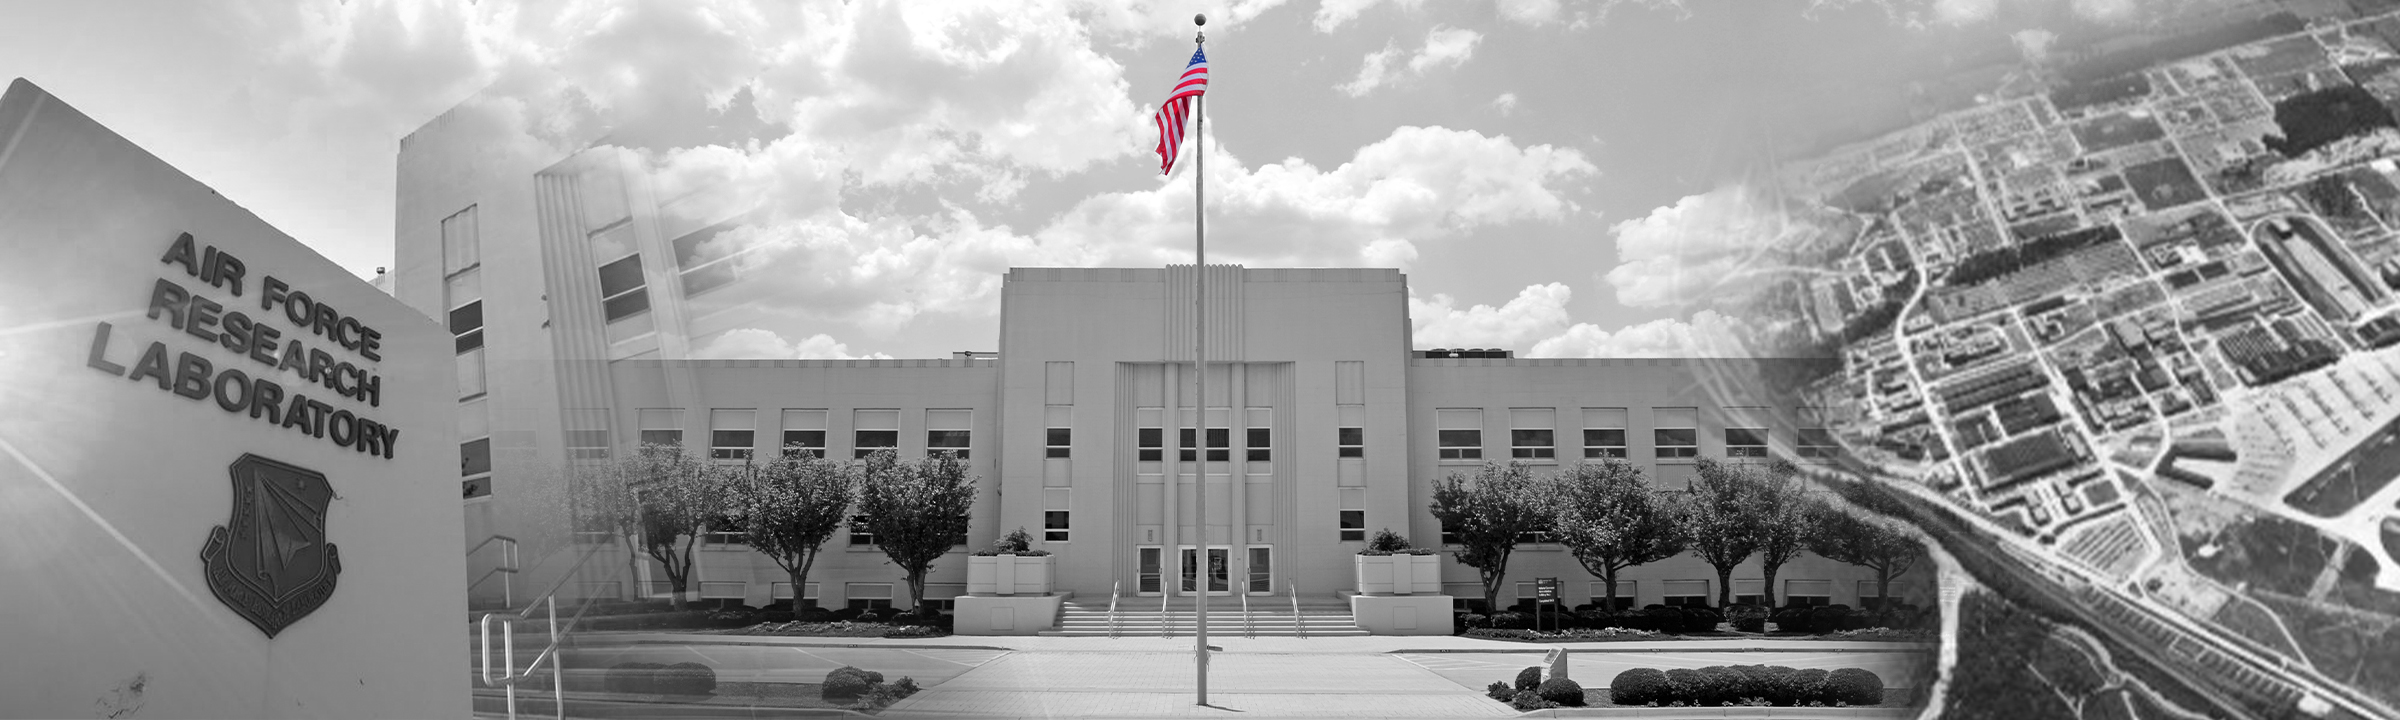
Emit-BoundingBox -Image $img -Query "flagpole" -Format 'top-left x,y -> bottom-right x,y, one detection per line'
1191,12 -> 1210,709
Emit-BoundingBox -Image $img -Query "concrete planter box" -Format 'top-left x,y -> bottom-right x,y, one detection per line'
1355,554 -> 1442,595
966,554 -> 1053,596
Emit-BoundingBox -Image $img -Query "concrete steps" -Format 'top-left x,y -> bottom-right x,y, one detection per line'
1039,599 -> 1368,637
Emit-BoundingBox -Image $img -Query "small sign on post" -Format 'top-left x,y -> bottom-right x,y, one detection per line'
1535,577 -> 1560,632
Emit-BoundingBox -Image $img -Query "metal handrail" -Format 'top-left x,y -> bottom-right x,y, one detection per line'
1291,584 -> 1306,639
477,541 -> 614,720
467,536 -> 522,608
1160,591 -> 1171,638
1107,581 -> 1121,640
1241,591 -> 1254,639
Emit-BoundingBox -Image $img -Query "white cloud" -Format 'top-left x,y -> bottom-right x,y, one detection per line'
1410,27 -> 1482,74
1926,0 -> 1999,25
1313,0 -> 1425,32
1338,26 -> 1482,97
692,328 -> 894,360
1529,310 -> 1759,358
1603,183 -> 1805,309
1497,0 -> 1566,25
1492,92 -> 1520,115
1411,283 -> 1577,350
1338,41 -> 1404,97
2011,28 -> 2056,63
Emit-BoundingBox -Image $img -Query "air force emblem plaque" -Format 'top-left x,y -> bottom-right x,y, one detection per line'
202,454 -> 341,638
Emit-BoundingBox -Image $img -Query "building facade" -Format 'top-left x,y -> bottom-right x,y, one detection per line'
394,101 -> 1918,618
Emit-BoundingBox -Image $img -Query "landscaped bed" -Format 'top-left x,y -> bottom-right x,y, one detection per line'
709,620 -> 949,638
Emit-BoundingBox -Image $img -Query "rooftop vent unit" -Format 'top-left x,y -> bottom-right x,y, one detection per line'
1419,348 -> 1512,359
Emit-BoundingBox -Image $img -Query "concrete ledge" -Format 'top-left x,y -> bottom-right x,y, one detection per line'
1350,594 -> 1453,635
953,593 -> 1069,635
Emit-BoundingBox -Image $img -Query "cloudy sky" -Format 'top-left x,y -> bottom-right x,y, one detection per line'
0,0 -> 2201,360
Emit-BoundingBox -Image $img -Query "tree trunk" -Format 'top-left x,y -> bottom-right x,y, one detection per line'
621,534 -> 640,603
1761,564 -> 1779,609
1601,565 -> 1619,612
907,569 -> 929,616
793,550 -> 817,610
1481,565 -> 1503,614
1715,566 -> 1734,608
1876,564 -> 1891,609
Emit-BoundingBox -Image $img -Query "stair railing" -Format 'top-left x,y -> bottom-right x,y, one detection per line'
1107,581 -> 1121,640
1241,591 -> 1254,639
467,535 -> 521,609
1160,591 -> 1171,638
477,541 -> 613,720
1290,583 -> 1306,639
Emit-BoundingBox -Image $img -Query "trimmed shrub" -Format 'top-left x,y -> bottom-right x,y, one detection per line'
603,662 -> 666,694
821,666 -> 880,702
799,606 -> 835,622
1698,666 -> 1747,706
1458,613 -> 1490,630
1489,611 -> 1530,630
830,607 -> 863,622
1609,668 -> 1668,705
659,662 -> 717,696
1514,666 -> 1545,692
1826,668 -> 1885,705
1664,668 -> 1704,699
1536,678 -> 1585,706
1785,668 -> 1831,705
1508,690 -> 1554,711
1486,681 -> 1514,701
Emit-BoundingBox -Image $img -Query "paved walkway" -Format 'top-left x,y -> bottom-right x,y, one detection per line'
559,633 -> 1937,719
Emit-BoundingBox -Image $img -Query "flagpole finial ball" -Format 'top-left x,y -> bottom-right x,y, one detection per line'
1194,13 -> 1206,26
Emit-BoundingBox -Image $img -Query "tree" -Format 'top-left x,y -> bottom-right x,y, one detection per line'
567,458 -> 645,602
1683,458 -> 1762,608
1428,461 -> 1549,613
729,445 -> 855,611
1808,503 -> 1924,608
1748,460 -> 1818,608
626,444 -> 730,610
1547,459 -> 1686,611
854,449 -> 978,615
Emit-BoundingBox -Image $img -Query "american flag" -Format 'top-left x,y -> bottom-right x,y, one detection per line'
1153,46 -> 1209,175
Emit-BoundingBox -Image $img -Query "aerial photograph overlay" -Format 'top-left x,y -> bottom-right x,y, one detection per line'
1743,2 -> 2400,718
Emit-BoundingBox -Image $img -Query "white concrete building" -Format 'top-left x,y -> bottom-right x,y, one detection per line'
393,95 -> 1919,621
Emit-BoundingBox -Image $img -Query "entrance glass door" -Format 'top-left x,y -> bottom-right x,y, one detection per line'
1179,546 -> 1230,594
1137,547 -> 1162,595
1246,546 -> 1272,594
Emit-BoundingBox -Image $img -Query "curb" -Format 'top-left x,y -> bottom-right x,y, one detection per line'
1387,644 -> 1939,654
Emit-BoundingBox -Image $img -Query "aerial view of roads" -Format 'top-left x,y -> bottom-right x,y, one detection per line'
1740,3 -> 2400,719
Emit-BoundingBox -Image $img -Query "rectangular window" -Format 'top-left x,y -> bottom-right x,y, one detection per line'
1799,427 -> 1838,459
770,581 -> 821,609
848,515 -> 875,546
1178,427 -> 1229,462
1515,524 -> 1552,544
1138,426 -> 1164,462
456,348 -> 486,400
921,583 -> 965,612
1510,408 -> 1556,459
1339,510 -> 1365,542
442,205 -> 480,275
1246,428 -> 1271,462
1733,578 -> 1765,606
461,437 -> 491,477
637,409 -> 684,450
671,220 -> 750,298
1788,579 -> 1833,607
1139,547 -> 1163,594
710,409 -> 755,462
1662,580 -> 1710,607
854,409 -> 899,459
781,409 -> 827,458
1587,580 -> 1638,610
701,512 -> 745,546
1857,581 -> 1899,608
565,408 -> 610,462
449,299 -> 484,354
1437,408 -> 1483,460
1583,408 -> 1628,458
597,254 -> 650,322
1337,426 -> 1363,458
1045,427 -> 1072,459
845,583 -> 893,611
1044,510 -> 1070,542
1726,428 -> 1770,459
1654,407 -> 1699,459
926,409 -> 971,460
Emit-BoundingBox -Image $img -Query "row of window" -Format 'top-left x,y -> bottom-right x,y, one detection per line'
1432,408 -> 1837,462
1452,579 -> 1900,611
608,408 -> 1000,462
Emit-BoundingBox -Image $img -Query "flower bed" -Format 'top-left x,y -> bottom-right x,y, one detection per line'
711,620 -> 951,639
1460,627 -> 1663,642
1606,665 -> 1883,708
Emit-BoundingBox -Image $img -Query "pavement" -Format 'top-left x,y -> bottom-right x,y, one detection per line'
544,632 -> 1935,719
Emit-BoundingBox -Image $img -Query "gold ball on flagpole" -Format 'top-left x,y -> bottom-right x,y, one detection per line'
1194,13 -> 1206,26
